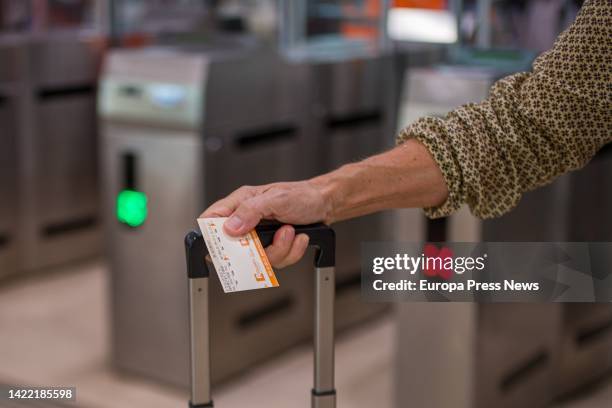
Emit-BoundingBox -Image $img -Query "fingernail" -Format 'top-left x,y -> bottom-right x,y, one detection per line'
225,215 -> 244,232
299,234 -> 310,246
282,227 -> 294,241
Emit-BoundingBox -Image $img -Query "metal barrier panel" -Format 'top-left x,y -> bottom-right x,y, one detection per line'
18,35 -> 102,272
0,88 -> 18,279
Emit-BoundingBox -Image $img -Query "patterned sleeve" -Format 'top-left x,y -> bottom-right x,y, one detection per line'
397,0 -> 612,219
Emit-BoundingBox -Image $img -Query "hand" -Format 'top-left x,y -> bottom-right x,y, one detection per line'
201,180 -> 333,268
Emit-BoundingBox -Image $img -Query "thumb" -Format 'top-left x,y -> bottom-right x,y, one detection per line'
223,202 -> 263,236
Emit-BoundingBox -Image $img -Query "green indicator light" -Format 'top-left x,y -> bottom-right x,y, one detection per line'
116,189 -> 148,227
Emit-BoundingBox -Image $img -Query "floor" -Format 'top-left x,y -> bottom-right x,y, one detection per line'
0,261 -> 393,408
0,260 -> 611,408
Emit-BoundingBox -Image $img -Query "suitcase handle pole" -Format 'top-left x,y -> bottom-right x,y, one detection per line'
185,222 -> 336,408
185,231 -> 213,408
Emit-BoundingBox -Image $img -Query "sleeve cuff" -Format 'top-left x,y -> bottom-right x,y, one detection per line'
396,118 -> 463,219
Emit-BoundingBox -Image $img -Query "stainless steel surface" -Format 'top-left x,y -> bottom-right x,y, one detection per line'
28,34 -> 100,88
558,304 -> 612,396
100,50 -> 208,389
557,151 -> 612,396
101,124 -> 201,386
398,65 -> 494,132
314,267 -> 335,393
396,303 -> 476,408
482,178 -> 571,241
16,33 -> 102,272
206,253 -> 315,383
475,304 -> 561,408
396,303 -> 561,408
200,51 -> 317,384
0,36 -> 23,83
100,48 -> 317,386
204,51 -> 310,132
101,45 -> 393,388
398,63 -> 612,407
98,49 -> 207,130
481,145 -> 612,398
310,57 -> 393,332
568,151 -> 612,242
0,82 -> 19,279
189,277 -> 211,406
0,38 -> 23,280
31,87 -> 100,267
395,65 -> 566,408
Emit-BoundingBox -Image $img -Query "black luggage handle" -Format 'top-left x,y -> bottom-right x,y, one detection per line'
186,222 -> 337,408
250,222 -> 335,268
186,222 -> 335,277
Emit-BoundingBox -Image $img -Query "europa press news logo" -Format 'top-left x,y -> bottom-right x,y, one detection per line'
420,243 -> 487,280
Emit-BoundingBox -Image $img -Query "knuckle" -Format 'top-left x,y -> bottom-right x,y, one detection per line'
238,200 -> 258,215
237,201 -> 251,212
271,191 -> 292,213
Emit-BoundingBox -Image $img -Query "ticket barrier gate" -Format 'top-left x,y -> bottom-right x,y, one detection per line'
395,64 -> 612,407
100,45 -> 393,387
308,57 -> 395,332
19,34 -> 102,271
556,147 -> 612,397
99,46 -> 316,386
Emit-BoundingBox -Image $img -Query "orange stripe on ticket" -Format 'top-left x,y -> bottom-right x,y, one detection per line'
249,230 -> 279,287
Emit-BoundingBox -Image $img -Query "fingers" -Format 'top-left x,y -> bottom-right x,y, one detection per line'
201,204 -> 233,218
200,186 -> 257,219
223,187 -> 287,236
204,183 -> 301,243
266,231 -> 310,269
203,184 -> 310,268
279,233 -> 310,268
223,200 -> 265,236
265,225 -> 295,265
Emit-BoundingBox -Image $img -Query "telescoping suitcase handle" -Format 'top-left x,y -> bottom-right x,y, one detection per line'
185,222 -> 336,408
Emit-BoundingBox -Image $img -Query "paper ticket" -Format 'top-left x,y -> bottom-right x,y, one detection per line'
197,217 -> 279,293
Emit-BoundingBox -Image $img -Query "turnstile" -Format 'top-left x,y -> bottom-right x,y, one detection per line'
395,64 -> 612,407
396,65 -> 562,408
99,45 -> 316,386
99,45 -> 394,387
19,34 -> 101,271
556,147 -> 612,397
0,37 -> 21,279
0,90 -> 18,278
309,57 -> 395,330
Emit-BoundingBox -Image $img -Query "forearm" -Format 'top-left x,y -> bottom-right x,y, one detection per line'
310,139 -> 448,224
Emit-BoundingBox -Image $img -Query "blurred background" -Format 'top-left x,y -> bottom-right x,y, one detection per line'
1,0 -> 611,407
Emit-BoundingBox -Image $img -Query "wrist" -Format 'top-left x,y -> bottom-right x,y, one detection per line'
308,170 -> 343,225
